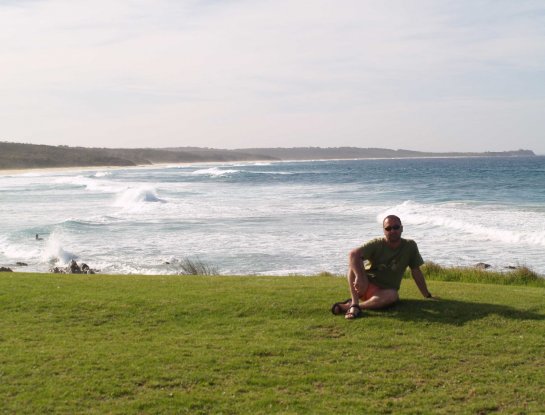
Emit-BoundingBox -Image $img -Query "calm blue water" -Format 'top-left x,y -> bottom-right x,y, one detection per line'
1,156 -> 544,275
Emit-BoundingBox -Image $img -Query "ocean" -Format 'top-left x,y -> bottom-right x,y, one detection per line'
1,156 -> 544,276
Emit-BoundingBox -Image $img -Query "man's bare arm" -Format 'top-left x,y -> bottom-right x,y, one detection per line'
348,247 -> 368,297
410,267 -> 433,298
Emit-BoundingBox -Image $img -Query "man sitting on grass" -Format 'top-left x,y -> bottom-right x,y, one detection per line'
332,215 -> 434,320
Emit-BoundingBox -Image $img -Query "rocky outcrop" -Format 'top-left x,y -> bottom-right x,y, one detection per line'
50,260 -> 98,274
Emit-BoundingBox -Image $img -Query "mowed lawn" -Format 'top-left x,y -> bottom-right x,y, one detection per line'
1,272 -> 544,414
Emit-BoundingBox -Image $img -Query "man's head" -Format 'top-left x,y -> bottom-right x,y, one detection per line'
383,215 -> 403,244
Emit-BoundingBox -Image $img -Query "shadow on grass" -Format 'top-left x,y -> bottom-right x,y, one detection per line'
373,299 -> 545,326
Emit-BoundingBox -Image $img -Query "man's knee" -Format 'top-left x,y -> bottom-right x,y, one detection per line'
387,289 -> 399,302
363,289 -> 399,309
382,289 -> 399,305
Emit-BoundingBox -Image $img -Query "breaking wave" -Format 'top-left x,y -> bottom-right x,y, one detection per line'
191,167 -> 240,177
113,187 -> 166,208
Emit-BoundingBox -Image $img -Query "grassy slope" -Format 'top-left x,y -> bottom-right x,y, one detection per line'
1,272 -> 544,414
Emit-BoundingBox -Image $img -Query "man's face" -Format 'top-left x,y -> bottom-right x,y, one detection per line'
383,218 -> 403,243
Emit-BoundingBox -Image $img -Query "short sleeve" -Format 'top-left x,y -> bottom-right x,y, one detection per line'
408,240 -> 424,269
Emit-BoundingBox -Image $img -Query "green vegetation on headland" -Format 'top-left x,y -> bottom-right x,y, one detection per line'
0,142 -> 277,170
1,268 -> 544,414
416,262 -> 544,287
0,141 -> 536,170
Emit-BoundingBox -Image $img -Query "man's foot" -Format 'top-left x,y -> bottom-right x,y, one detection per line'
331,298 -> 351,315
345,303 -> 362,320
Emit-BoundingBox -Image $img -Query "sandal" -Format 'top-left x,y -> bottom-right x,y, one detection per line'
331,298 -> 351,315
345,303 -> 362,320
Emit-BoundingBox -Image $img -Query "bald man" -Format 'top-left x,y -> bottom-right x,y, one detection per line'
332,215 -> 434,319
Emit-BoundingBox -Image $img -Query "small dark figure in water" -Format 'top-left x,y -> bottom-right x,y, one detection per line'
35,234 -> 43,241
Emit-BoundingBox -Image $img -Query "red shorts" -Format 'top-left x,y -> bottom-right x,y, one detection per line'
359,282 -> 382,301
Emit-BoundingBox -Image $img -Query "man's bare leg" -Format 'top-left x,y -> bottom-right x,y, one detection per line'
347,267 -> 368,305
343,268 -> 368,318
339,288 -> 399,313
359,289 -> 399,310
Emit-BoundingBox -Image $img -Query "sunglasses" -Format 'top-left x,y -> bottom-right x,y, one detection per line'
384,225 -> 401,231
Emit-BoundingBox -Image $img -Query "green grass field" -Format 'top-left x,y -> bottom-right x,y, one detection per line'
1,271 -> 544,414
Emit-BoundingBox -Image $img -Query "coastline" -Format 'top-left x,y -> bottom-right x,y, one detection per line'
1,143 -> 537,175
0,159 -> 282,177
0,163 -> 192,177
1,154 -> 541,176
0,165 -> 126,177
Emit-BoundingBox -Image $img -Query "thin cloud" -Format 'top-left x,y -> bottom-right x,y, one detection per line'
0,0 -> 544,152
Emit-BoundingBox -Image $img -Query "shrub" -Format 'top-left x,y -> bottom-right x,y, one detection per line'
178,258 -> 219,276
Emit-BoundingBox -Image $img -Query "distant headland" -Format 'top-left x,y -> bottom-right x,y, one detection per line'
0,141 -> 536,170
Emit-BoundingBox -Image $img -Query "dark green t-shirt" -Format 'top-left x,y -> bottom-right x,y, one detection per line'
360,238 -> 424,290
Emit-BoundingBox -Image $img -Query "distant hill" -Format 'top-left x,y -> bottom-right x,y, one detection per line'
0,142 -> 275,170
232,147 -> 536,160
0,141 -> 536,170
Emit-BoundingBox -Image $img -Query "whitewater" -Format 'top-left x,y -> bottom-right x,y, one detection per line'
1,156 -> 544,276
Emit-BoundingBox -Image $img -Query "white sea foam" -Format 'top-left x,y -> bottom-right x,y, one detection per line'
248,170 -> 294,175
0,235 -> 41,260
62,215 -> 122,226
229,162 -> 273,167
41,232 -> 77,265
113,186 -> 166,209
53,175 -> 121,193
191,167 -> 239,177
18,172 -> 44,177
54,175 -> 88,186
3,244 -> 41,260
381,200 -> 545,252
92,171 -> 111,178
376,201 -> 545,273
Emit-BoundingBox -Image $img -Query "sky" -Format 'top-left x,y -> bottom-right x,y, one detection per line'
1,0 -> 545,153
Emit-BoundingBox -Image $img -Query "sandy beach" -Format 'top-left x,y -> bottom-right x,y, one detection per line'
0,163 -> 193,177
